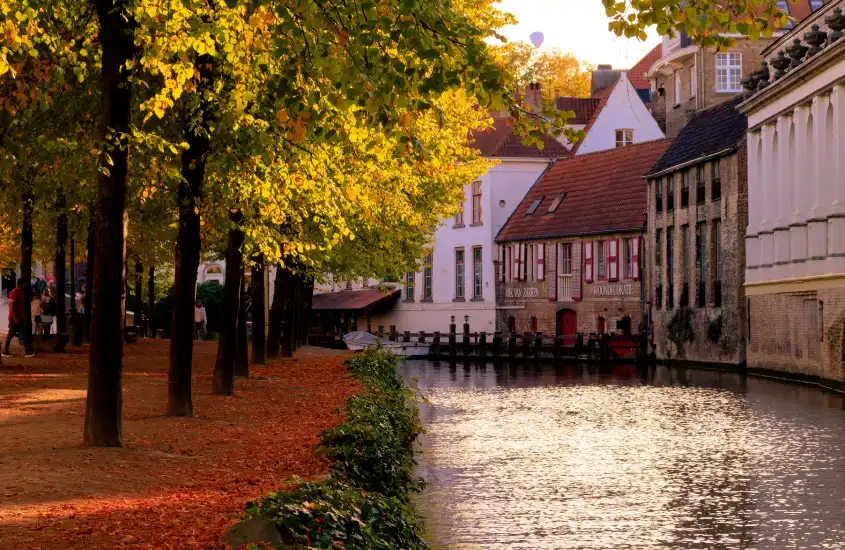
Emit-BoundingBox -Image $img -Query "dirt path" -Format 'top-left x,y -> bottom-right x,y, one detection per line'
0,339 -> 357,549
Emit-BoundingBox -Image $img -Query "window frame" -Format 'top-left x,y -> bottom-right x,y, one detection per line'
471,181 -> 482,225
405,271 -> 415,301
690,60 -> 697,98
711,160 -> 721,201
667,176 -> 675,212
597,240 -> 607,281
423,252 -> 433,300
455,248 -> 465,300
561,243 -> 572,275
715,52 -> 743,93
681,170 -> 690,208
695,165 -> 706,204
696,221 -> 707,308
454,205 -> 464,227
547,193 -> 565,213
615,128 -> 634,148
623,237 -> 633,279
526,196 -> 544,215
473,246 -> 483,299
656,178 -> 663,214
674,69 -> 681,105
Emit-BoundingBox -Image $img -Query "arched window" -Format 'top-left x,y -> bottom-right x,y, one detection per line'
205,265 -> 223,275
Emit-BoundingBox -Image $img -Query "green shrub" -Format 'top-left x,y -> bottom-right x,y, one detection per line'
246,347 -> 428,549
246,479 -> 427,550
707,315 -> 722,343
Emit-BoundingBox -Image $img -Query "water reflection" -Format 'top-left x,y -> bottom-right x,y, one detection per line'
402,361 -> 845,549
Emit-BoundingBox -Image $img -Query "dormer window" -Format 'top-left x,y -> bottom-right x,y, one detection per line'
526,197 -> 544,215
547,193 -> 567,213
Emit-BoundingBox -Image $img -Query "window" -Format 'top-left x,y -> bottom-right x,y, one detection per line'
526,196 -> 544,215
597,241 -> 607,280
711,160 -> 721,201
695,165 -> 705,204
405,272 -> 415,301
471,181 -> 482,224
455,249 -> 465,299
473,247 -> 483,299
681,170 -> 690,208
656,179 -> 663,214
716,52 -> 742,93
454,205 -> 464,227
655,229 -> 663,309
674,69 -> 681,105
714,219 -> 722,307
690,61 -> 697,98
667,230 -> 675,309
667,176 -> 675,212
561,243 -> 572,275
696,222 -> 706,308
681,225 -> 689,306
623,238 -> 633,279
616,129 -> 634,147
547,193 -> 566,213
528,244 -> 535,282
655,229 -> 663,267
423,252 -> 433,300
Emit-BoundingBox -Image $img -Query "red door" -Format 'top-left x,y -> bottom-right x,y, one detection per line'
557,309 -> 577,336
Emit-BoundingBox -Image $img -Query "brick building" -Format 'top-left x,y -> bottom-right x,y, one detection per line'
645,1 -> 818,137
645,98 -> 749,365
740,0 -> 845,382
494,139 -> 671,336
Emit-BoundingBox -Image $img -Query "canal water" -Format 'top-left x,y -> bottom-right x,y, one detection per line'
399,360 -> 845,549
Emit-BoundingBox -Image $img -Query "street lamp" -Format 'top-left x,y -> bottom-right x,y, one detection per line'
450,315 -> 455,324
464,315 -> 469,324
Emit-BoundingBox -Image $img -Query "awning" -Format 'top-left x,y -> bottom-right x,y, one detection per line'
311,288 -> 401,313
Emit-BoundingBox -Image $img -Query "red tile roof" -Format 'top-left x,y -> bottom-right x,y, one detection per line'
496,138 -> 672,242
312,288 -> 400,311
627,45 -> 662,89
470,117 -> 570,158
789,0 -> 816,23
554,97 -> 601,124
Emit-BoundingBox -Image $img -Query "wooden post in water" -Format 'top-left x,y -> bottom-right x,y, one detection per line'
389,325 -> 397,341
403,330 -> 411,343
448,332 -> 456,357
553,336 -> 562,360
462,321 -> 469,358
492,333 -> 501,360
432,331 -> 440,357
534,332 -> 543,359
479,332 -> 487,357
508,333 -> 517,358
522,332 -> 530,358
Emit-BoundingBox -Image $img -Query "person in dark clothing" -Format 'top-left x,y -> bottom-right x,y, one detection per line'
3,278 -> 34,358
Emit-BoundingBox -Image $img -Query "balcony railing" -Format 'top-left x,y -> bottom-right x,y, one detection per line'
559,274 -> 573,302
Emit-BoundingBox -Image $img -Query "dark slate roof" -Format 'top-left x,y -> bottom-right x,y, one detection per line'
496,139 -> 672,242
312,288 -> 400,311
470,117 -> 570,158
646,96 -> 747,177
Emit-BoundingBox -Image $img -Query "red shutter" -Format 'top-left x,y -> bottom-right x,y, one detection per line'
632,236 -> 641,281
537,243 -> 545,281
584,241 -> 593,283
609,239 -> 619,281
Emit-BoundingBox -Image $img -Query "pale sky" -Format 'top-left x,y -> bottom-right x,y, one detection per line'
496,0 -> 662,69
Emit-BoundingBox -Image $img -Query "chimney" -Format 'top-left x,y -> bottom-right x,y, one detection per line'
525,82 -> 543,113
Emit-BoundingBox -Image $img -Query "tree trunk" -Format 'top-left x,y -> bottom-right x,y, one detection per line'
83,0 -> 135,447
235,266 -> 249,377
301,276 -> 314,347
148,266 -> 155,338
167,53 -> 214,417
83,211 -> 95,343
212,211 -> 244,395
281,271 -> 300,358
21,192 -> 33,356
251,254 -> 266,365
55,195 -> 68,336
134,259 -> 142,331
266,264 -> 289,359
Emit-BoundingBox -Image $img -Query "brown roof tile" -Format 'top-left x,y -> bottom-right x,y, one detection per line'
554,97 -> 601,124
627,45 -> 662,89
470,117 -> 569,158
496,139 -> 672,242
312,288 -> 400,311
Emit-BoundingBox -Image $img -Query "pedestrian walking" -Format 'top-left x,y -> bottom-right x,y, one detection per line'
194,299 -> 207,340
2,278 -> 34,358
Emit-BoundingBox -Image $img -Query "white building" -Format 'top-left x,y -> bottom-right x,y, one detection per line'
555,72 -> 664,154
741,0 -> 845,380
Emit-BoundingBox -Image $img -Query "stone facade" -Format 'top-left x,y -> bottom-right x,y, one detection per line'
494,232 -> 645,336
647,147 -> 748,365
650,39 -> 773,137
740,0 -> 845,383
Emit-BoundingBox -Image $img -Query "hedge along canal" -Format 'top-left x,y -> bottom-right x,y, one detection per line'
232,348 -> 429,549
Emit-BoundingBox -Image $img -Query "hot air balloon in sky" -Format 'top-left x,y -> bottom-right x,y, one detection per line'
530,31 -> 544,49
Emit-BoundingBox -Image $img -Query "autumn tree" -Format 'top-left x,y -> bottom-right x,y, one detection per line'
492,42 -> 593,102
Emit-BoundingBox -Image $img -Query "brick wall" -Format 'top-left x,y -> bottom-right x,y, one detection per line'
496,232 -> 645,336
646,147 -> 747,365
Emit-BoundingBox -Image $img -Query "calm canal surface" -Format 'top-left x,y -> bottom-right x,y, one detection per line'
399,361 -> 845,549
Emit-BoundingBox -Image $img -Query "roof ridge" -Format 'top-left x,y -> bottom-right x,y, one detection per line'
568,135 -> 672,161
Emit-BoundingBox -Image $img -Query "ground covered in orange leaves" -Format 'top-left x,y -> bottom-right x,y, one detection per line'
0,339 -> 358,549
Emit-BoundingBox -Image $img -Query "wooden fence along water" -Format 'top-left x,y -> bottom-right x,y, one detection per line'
308,324 -> 647,363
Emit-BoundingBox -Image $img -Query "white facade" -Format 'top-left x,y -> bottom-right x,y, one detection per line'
574,73 -> 665,155
367,159 -> 551,334
742,26 -> 845,292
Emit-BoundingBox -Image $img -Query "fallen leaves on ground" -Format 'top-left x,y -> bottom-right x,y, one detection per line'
0,339 -> 359,549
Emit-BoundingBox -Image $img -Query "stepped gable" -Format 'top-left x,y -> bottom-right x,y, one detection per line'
496,138 -> 672,242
